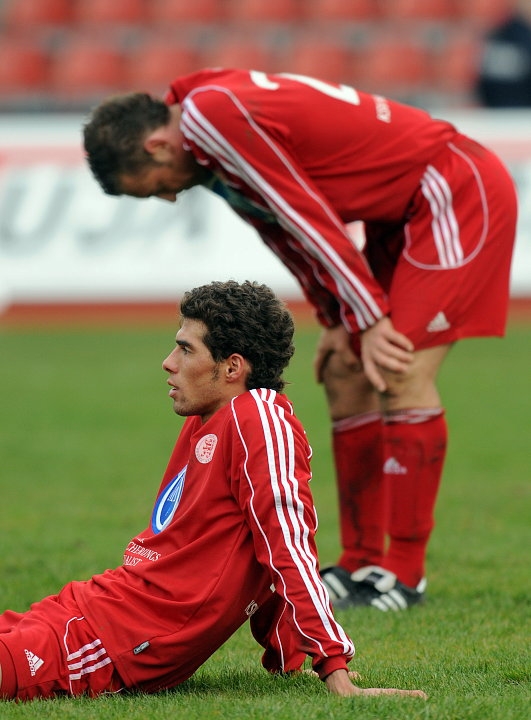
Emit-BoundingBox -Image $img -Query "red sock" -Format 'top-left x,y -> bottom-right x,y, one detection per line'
333,413 -> 386,572
382,409 -> 447,587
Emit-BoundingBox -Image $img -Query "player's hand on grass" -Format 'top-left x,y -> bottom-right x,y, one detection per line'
314,325 -> 359,383
360,316 -> 414,392
324,669 -> 427,699
303,668 -> 362,682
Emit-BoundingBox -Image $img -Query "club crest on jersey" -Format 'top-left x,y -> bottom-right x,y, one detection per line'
151,466 -> 187,534
195,433 -> 218,464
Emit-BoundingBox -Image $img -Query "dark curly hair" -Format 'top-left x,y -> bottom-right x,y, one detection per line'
180,280 -> 295,392
83,93 -> 170,195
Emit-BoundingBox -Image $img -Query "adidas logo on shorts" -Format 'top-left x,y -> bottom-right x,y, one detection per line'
427,311 -> 451,332
24,648 -> 44,676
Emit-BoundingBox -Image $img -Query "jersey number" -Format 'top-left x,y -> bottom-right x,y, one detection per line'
250,70 -> 361,106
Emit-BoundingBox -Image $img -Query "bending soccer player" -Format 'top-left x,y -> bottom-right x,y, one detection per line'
0,280 -> 427,701
83,70 -> 518,610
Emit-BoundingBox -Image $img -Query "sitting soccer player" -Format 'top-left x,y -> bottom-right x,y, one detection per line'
0,280 -> 426,701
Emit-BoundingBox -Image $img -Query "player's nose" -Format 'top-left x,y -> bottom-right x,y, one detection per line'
156,192 -> 177,203
162,349 -> 178,373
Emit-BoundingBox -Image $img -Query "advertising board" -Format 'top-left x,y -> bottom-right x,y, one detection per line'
1,110 -> 530,307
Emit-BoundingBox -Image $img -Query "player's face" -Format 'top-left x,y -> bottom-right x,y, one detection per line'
162,319 -> 229,423
119,155 -> 209,203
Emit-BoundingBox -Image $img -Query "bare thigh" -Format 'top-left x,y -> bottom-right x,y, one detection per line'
322,344 -> 452,419
321,351 -> 378,420
379,343 -> 453,413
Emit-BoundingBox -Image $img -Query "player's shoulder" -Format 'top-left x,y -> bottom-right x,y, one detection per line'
230,391 -> 310,457
230,389 -> 295,428
180,68 -> 249,100
166,67 -> 238,105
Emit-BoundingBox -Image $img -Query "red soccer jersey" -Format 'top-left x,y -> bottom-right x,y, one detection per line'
165,68 -> 460,332
72,389 -> 353,692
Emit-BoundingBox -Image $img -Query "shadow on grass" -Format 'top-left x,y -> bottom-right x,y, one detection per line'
159,667 -> 318,698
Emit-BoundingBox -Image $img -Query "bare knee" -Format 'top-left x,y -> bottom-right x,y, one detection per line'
379,344 -> 452,411
322,351 -> 377,419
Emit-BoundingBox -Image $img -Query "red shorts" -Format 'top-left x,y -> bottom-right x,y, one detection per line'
0,585 -> 124,701
364,135 -> 517,350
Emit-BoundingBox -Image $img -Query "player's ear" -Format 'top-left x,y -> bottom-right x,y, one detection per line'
225,354 -> 250,383
144,132 -> 173,162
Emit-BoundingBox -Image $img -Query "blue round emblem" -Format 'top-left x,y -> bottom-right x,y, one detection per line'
151,466 -> 186,534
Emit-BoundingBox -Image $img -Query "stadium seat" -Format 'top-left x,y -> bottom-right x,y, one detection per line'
353,36 -> 431,95
49,39 -> 129,98
281,38 -> 356,84
1,0 -> 74,29
0,40 -> 50,94
128,41 -> 202,94
74,0 -> 147,27
453,0 -> 513,28
303,0 -> 377,23
432,32 -> 482,97
201,35 -> 277,73
225,0 -> 301,23
377,0 -> 456,22
147,0 -> 223,24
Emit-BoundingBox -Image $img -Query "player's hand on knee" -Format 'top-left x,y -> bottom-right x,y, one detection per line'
361,317 -> 414,392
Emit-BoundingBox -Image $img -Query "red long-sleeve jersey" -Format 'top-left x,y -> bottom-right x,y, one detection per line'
72,389 -> 353,693
165,68 -> 460,333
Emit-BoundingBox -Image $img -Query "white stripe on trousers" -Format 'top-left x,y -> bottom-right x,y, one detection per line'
421,164 -> 462,267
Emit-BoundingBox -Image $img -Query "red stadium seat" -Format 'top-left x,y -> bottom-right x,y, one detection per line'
201,35 -> 277,73
432,32 -> 482,96
353,36 -> 432,95
128,41 -> 202,94
303,0 -> 377,22
281,38 -> 356,84
74,0 -> 147,26
0,40 -> 50,93
378,0 -> 456,22
49,39 -> 129,98
225,0 -> 301,23
1,0 -> 74,28
148,0 -> 223,24
453,0 -> 513,28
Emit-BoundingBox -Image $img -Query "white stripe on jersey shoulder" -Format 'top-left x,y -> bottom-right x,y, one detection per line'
181,87 -> 381,329
232,388 -> 353,656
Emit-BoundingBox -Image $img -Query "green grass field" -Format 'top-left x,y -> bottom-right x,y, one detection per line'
0,319 -> 530,719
